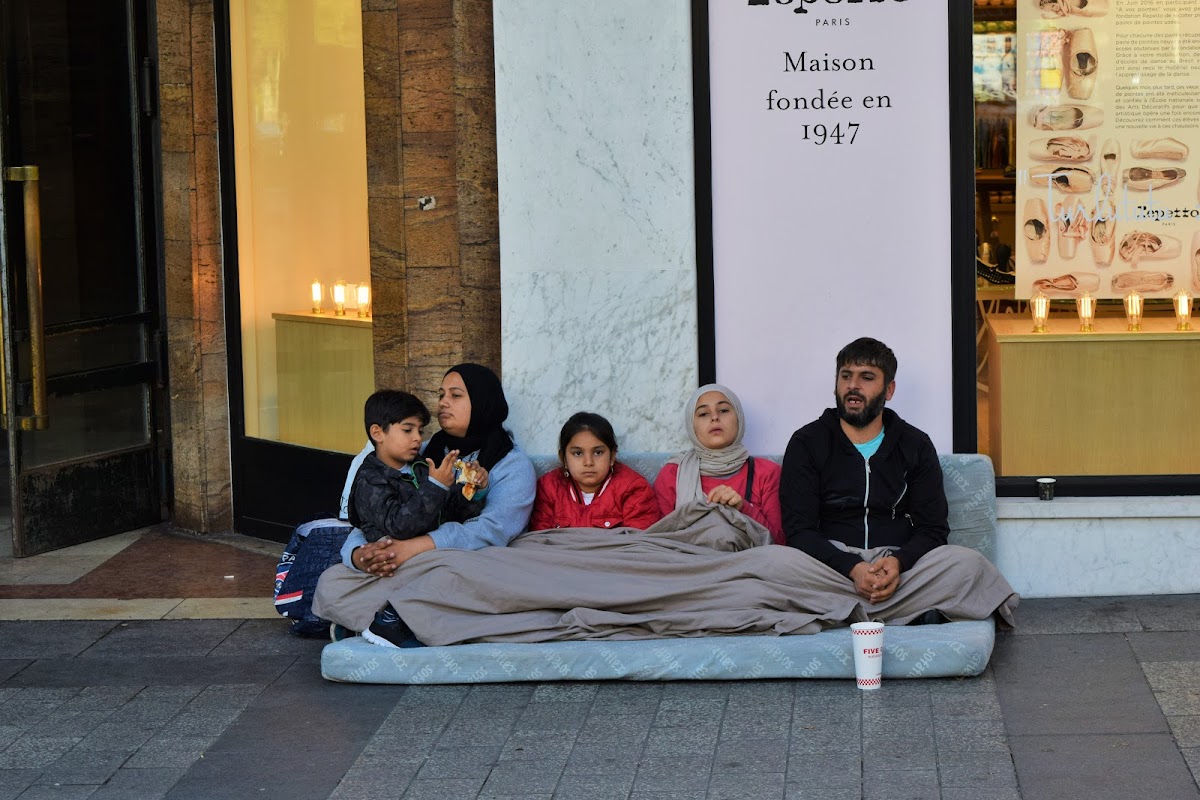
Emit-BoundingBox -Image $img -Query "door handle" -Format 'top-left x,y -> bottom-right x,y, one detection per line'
4,166 -> 49,431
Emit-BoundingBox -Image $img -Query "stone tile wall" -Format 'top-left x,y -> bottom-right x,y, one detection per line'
157,0 -> 232,533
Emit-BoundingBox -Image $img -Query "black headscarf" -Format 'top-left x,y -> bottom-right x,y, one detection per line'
425,363 -> 515,471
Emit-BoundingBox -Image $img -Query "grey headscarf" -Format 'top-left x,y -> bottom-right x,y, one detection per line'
667,383 -> 751,509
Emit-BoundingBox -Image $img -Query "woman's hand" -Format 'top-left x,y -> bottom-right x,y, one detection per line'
469,465 -> 489,490
353,535 -> 436,576
426,449 -> 459,486
705,485 -> 744,510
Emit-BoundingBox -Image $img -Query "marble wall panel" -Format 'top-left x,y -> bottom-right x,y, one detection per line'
495,0 -> 698,455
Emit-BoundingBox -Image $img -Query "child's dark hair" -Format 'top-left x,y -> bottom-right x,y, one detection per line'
836,337 -> 898,385
557,412 -> 619,459
363,390 -> 431,438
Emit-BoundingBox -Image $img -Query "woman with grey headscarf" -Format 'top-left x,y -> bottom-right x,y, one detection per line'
652,384 -> 784,544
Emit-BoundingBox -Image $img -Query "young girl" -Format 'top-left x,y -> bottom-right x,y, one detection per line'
529,412 -> 661,531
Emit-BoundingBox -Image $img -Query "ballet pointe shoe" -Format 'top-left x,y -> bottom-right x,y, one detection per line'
1119,231 -> 1182,264
1039,0 -> 1108,17
1130,137 -> 1189,160
1029,104 -> 1104,131
1065,29 -> 1097,100
1034,272 -> 1100,297
1090,201 -> 1116,266
1055,200 -> 1089,259
1031,166 -> 1094,193
1098,139 -> 1119,189
1024,199 -> 1051,264
1111,271 -> 1175,293
1029,136 -> 1092,162
1122,167 -> 1186,191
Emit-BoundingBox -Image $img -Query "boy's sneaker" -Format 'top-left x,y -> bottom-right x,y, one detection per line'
361,606 -> 413,648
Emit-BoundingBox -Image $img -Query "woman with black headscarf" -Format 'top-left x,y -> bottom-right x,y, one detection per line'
316,363 -> 536,645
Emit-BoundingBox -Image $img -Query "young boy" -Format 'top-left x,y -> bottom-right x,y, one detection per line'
348,390 -> 486,544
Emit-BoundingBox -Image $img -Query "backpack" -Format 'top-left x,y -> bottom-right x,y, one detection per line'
273,518 -> 353,636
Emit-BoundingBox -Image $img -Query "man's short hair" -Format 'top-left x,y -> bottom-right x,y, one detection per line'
836,338 -> 897,385
363,390 -> 431,438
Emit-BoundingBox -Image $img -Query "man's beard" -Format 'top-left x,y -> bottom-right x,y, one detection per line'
836,390 -> 886,428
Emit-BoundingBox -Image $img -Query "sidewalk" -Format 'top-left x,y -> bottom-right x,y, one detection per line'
1,531 -> 1198,799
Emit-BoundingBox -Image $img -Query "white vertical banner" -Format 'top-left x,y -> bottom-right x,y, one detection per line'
708,0 -> 954,453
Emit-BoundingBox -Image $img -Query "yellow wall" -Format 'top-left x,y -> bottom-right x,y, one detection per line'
229,0 -> 370,441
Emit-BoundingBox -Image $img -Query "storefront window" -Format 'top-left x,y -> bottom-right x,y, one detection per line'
974,0 -> 1200,478
228,0 -> 373,454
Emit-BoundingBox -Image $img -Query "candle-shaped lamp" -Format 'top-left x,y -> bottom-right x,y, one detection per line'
1123,290 -> 1144,331
357,284 -> 371,318
1174,290 -> 1193,331
333,281 -> 346,316
1030,292 -> 1050,333
1076,291 -> 1096,332
311,280 -> 323,314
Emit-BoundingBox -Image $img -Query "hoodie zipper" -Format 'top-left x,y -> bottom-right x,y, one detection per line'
862,458 -> 871,550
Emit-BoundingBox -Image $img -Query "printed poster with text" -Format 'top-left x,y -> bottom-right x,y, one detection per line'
1016,0 -> 1200,300
708,0 -> 953,453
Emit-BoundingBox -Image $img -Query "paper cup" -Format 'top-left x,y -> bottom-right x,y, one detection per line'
850,621 -> 885,690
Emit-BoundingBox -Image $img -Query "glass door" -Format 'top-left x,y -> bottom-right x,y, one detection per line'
0,0 -> 165,556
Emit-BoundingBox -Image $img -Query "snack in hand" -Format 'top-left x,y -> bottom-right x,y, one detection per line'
454,459 -> 485,500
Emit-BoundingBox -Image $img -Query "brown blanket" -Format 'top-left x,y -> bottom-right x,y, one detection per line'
313,504 -> 1018,645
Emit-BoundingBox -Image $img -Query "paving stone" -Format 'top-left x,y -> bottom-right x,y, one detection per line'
575,712 -> 653,743
1009,733 -> 1200,800
329,769 -> 418,800
562,740 -> 643,776
413,746 -> 501,780
0,688 -> 82,728
1007,598 -> 1142,635
712,738 -> 787,773
1168,715 -> 1200,748
718,715 -> 790,741
1130,594 -> 1200,632
9,785 -> 98,799
531,683 -> 597,703
934,718 -> 1010,754
1127,632 -> 1200,662
169,750 -> 359,800
0,622 -> 117,658
590,683 -> 662,715
497,734 -> 575,763
789,721 -> 862,754
938,789 -> 1022,800
0,724 -> 21,749
552,772 -> 635,800
631,755 -> 713,794
432,716 -> 515,747
1182,746 -> 1200,781
399,778 -> 486,799
785,785 -> 862,800
4,656 -> 295,687
628,792 -> 707,800
642,723 -> 719,758
862,706 -> 934,739
0,661 -> 32,684
937,751 -> 1018,790
992,634 -> 1167,736
931,692 -> 1003,720
861,736 -> 937,772
658,683 -> 729,702
123,736 -> 214,769
860,682 -> 931,707
208,619 -> 327,656
707,770 -> 785,799
785,751 -> 861,788
34,749 -> 130,786
927,670 -> 998,696
0,768 -> 40,800
83,621 -> 241,658
0,735 -> 81,769
478,758 -> 563,795
511,704 -> 589,736
861,767 -> 939,800
792,682 -> 862,701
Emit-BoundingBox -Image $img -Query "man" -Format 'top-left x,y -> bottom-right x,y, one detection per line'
781,337 -> 1017,626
